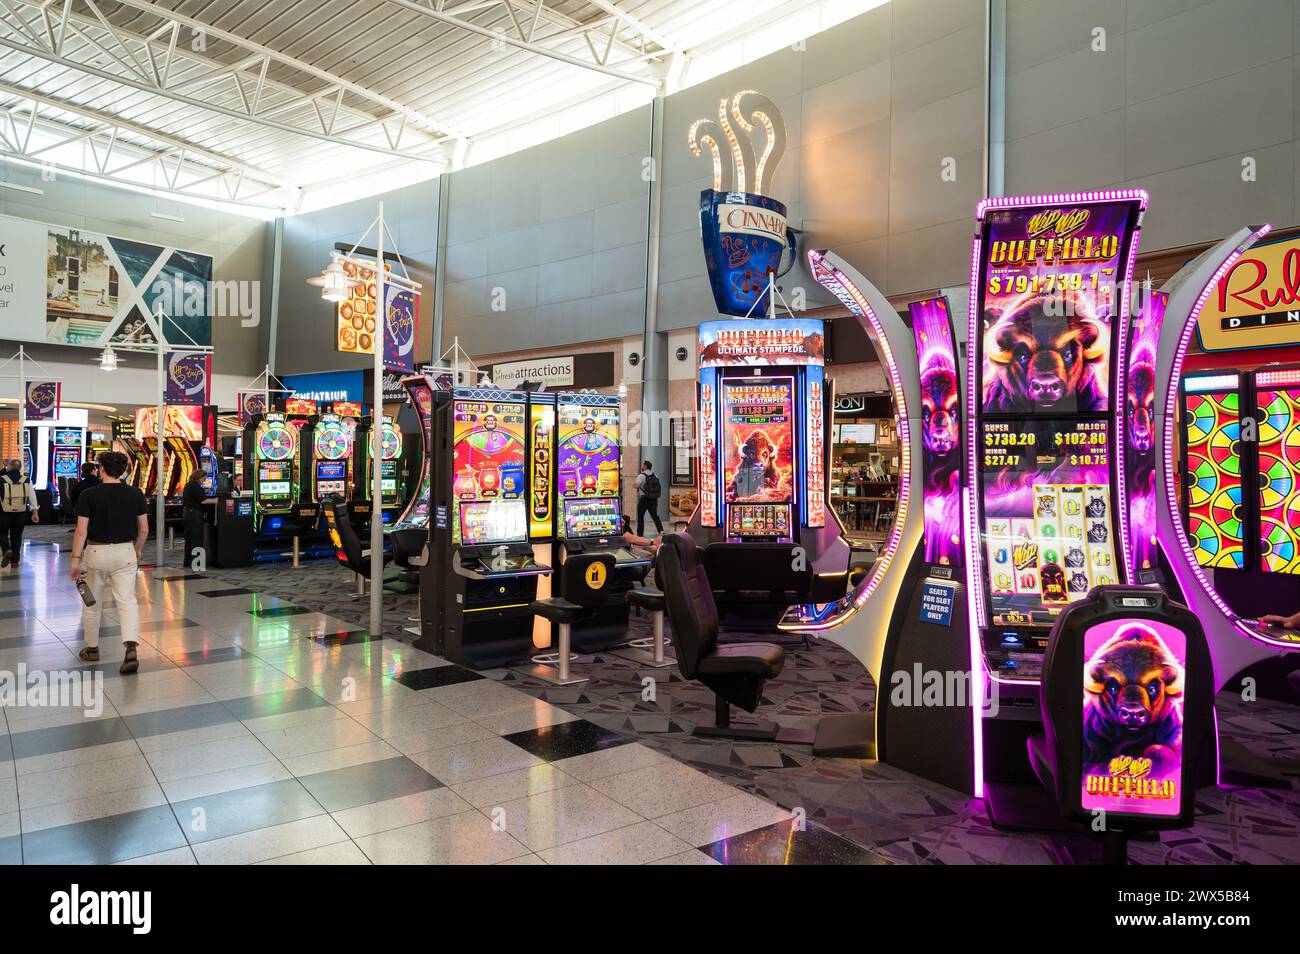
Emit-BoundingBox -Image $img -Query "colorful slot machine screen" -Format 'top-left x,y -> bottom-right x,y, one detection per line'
1081,618 -> 1186,817
722,377 -> 794,504
459,500 -> 527,545
556,403 -> 620,499
563,498 -> 621,538
1254,372 -> 1300,573
452,399 -> 526,541
981,418 -> 1118,627
1182,379 -> 1243,569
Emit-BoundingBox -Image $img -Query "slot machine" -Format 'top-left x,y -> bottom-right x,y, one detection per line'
306,413 -> 354,502
243,412 -> 298,535
691,317 -> 848,624
354,415 -> 404,526
963,191 -> 1148,823
546,392 -> 651,654
417,387 -> 550,669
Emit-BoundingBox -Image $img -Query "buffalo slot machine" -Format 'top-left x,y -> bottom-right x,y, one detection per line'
969,192 -> 1146,684
691,317 -> 847,609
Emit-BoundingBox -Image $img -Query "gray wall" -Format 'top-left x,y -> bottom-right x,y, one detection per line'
275,178 -> 439,376
1004,0 -> 1299,249
0,163 -> 269,377
660,0 -> 987,327
440,107 -> 653,355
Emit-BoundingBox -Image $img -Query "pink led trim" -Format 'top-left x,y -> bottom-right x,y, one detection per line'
1162,226 -> 1275,641
975,189 -> 1150,219
962,231 -> 987,795
1255,369 -> 1300,387
1113,223 -> 1145,586
799,249 -> 911,616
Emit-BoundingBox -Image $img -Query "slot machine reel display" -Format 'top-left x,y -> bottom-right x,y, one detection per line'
247,413 -> 298,533
310,413 -> 353,501
355,415 -> 406,526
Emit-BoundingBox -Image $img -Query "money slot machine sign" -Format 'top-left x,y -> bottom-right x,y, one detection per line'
452,399 -> 526,544
556,399 -> 620,501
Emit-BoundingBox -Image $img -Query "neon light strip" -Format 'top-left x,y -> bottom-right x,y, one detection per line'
975,189 -> 1150,218
1113,217 -> 1145,586
962,231 -> 988,792
793,250 -> 911,625
1160,225 -> 1300,648
1183,373 -> 1240,392
1254,369 -> 1300,387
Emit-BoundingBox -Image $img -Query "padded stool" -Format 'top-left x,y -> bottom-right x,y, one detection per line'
612,587 -> 675,668
516,553 -> 615,686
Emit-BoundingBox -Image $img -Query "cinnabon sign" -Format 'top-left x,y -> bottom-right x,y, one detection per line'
718,203 -> 787,242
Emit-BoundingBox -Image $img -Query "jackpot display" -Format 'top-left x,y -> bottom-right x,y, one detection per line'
1081,619 -> 1187,818
970,192 -> 1145,639
1182,374 -> 1245,570
557,400 -> 620,500
910,296 -> 963,568
452,398 -> 527,544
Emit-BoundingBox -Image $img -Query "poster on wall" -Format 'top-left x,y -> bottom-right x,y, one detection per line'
45,220 -> 213,348
1081,619 -> 1186,818
24,382 -> 61,421
163,353 -> 211,405
910,296 -> 963,568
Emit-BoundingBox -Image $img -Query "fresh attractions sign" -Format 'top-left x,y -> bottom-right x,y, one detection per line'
1198,235 -> 1300,351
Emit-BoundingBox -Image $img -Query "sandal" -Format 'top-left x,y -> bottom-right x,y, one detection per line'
119,643 -> 139,675
78,646 -> 100,663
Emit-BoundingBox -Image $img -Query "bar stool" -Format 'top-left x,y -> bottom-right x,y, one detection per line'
612,587 -> 675,668
518,553 -> 615,686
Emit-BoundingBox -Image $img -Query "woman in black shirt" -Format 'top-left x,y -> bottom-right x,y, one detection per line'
182,470 -> 208,569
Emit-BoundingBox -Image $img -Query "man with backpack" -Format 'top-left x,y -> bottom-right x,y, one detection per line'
634,459 -> 664,537
1,459 -> 40,568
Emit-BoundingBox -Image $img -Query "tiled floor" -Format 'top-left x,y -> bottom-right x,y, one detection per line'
7,527 -> 1299,865
0,532 -> 875,865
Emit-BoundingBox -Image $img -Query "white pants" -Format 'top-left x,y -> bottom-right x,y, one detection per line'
82,542 -> 139,649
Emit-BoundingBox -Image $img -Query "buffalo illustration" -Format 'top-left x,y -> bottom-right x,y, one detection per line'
1083,624 -> 1185,778
727,430 -> 781,500
983,297 -> 1107,412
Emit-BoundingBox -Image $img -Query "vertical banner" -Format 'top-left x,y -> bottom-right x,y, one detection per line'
24,381 -> 61,420
698,368 -> 718,527
237,391 -> 268,426
164,353 -> 211,405
805,366 -> 825,527
910,296 -> 963,568
384,286 -> 418,374
1125,290 -> 1166,578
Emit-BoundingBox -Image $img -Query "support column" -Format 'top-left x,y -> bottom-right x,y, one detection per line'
639,96 -> 670,482
431,172 -> 452,362
985,0 -> 1007,198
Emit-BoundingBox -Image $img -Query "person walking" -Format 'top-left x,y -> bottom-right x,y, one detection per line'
69,451 -> 149,673
1,459 -> 40,568
634,459 -> 664,536
181,469 -> 208,569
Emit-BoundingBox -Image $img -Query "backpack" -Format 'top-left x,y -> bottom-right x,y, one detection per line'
1,476 -> 28,514
643,472 -> 661,499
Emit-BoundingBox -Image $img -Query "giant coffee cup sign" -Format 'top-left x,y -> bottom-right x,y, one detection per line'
690,91 -> 793,317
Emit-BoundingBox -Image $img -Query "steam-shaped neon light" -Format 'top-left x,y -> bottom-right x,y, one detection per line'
689,91 -> 786,195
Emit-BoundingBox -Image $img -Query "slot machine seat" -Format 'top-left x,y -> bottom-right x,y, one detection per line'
658,534 -> 800,741
522,553 -> 617,686
618,587 -> 675,668
1026,586 -> 1215,865
325,497 -> 391,596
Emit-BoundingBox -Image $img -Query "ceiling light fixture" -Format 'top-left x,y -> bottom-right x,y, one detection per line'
98,346 -> 118,371
307,252 -> 361,303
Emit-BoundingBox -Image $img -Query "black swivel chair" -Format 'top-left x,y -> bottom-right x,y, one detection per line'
525,552 -> 616,686
325,497 -> 392,600
1028,586 -> 1215,864
657,533 -> 795,741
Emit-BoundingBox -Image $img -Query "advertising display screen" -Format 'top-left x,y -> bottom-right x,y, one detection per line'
911,296 -> 963,568
698,318 -> 825,368
557,401 -> 620,499
1182,379 -> 1244,569
722,377 -> 794,504
1081,619 -> 1186,818
978,202 -> 1141,416
1254,369 -> 1300,573
135,405 -> 204,441
316,461 -> 346,481
459,500 -> 527,545
562,498 -> 621,538
981,418 -> 1118,626
727,503 -> 791,537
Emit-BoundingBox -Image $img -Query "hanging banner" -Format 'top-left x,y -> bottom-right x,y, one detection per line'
164,353 -> 211,405
384,286 -> 418,374
24,381 -> 61,421
237,390 -> 268,426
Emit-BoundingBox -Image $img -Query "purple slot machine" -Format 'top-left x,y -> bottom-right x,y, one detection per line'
1180,371 -> 1248,571
966,192 -> 1147,686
